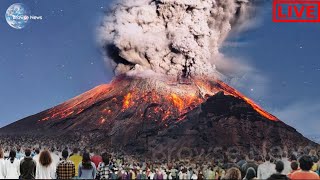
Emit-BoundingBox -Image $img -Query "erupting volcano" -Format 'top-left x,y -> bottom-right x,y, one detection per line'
0,76 -> 317,156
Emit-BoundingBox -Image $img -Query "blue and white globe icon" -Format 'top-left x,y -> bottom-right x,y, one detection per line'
5,3 -> 30,29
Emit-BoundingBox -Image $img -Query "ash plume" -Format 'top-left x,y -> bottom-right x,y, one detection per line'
99,0 -> 256,79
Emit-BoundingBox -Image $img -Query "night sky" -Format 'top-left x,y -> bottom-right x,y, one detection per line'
0,1 -> 319,136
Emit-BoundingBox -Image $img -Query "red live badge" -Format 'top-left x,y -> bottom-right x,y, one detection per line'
273,0 -> 320,22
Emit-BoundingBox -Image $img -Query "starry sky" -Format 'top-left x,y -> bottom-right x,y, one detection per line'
0,1 -> 319,136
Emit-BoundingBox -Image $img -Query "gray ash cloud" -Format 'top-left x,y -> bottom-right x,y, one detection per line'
99,0 -> 256,79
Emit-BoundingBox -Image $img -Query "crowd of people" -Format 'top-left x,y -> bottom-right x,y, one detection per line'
0,144 -> 319,179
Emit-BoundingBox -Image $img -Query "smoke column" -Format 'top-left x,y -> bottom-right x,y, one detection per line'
99,0 -> 255,79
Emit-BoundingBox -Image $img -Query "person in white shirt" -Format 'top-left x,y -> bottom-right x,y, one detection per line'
4,150 -> 20,179
281,152 -> 292,175
0,148 -> 6,179
35,150 -> 56,179
33,148 -> 40,165
257,154 -> 276,179
50,147 -> 60,166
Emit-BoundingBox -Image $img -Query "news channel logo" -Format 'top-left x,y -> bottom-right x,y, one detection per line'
5,3 -> 43,29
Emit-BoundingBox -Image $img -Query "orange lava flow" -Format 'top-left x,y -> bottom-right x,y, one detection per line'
215,80 -> 278,121
40,84 -> 110,121
122,92 -> 134,109
120,90 -> 203,121
169,94 -> 184,112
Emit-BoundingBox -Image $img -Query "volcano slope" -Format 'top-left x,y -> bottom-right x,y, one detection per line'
0,76 -> 317,157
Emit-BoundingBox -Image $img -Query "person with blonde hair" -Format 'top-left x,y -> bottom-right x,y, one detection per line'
0,148 -> 5,179
35,150 -> 56,179
223,167 -> 241,180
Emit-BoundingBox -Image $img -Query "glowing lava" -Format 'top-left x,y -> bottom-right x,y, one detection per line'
39,76 -> 278,124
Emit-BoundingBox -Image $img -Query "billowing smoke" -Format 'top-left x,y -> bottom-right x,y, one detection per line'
99,0 -> 255,79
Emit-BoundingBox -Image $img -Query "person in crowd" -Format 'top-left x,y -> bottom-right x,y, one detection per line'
97,152 -> 110,179
20,148 -> 36,179
289,154 -> 297,162
50,147 -> 60,167
32,148 -> 40,164
310,150 -> 319,173
3,148 -> 9,159
56,149 -> 75,179
241,154 -> 258,178
237,154 -> 247,168
287,161 -> 299,179
205,166 -> 215,179
68,148 -> 82,178
35,150 -> 56,179
179,167 -> 188,179
267,161 -> 288,180
78,152 -> 96,179
190,169 -> 198,180
91,149 -> 102,168
291,155 -> 320,180
223,167 -> 241,180
16,147 -> 24,160
257,154 -> 276,179
197,170 -> 205,180
0,148 -> 6,179
4,150 -> 20,179
243,167 -> 257,180
281,152 -> 291,175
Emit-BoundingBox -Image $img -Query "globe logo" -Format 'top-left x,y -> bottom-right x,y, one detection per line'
5,3 -> 31,29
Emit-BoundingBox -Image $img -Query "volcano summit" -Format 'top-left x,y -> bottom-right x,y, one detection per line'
0,76 -> 317,157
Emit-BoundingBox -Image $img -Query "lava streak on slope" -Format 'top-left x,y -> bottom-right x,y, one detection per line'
39,76 -> 278,124
214,80 -> 278,121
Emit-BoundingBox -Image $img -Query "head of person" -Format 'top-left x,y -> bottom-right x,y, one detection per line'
102,152 -> 110,165
50,147 -> 55,153
9,149 -> 16,162
247,153 -> 255,161
291,161 -> 299,171
82,152 -> 93,169
245,167 -> 256,180
25,148 -> 31,157
275,161 -> 284,173
39,150 -> 52,167
309,149 -> 317,156
289,154 -> 297,161
62,149 -> 69,159
224,167 -> 241,180
35,148 -> 40,155
282,151 -> 288,159
17,147 -> 21,152
73,148 -> 79,155
299,155 -> 314,171
256,155 -> 263,163
265,154 -> 271,162
237,154 -> 245,161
